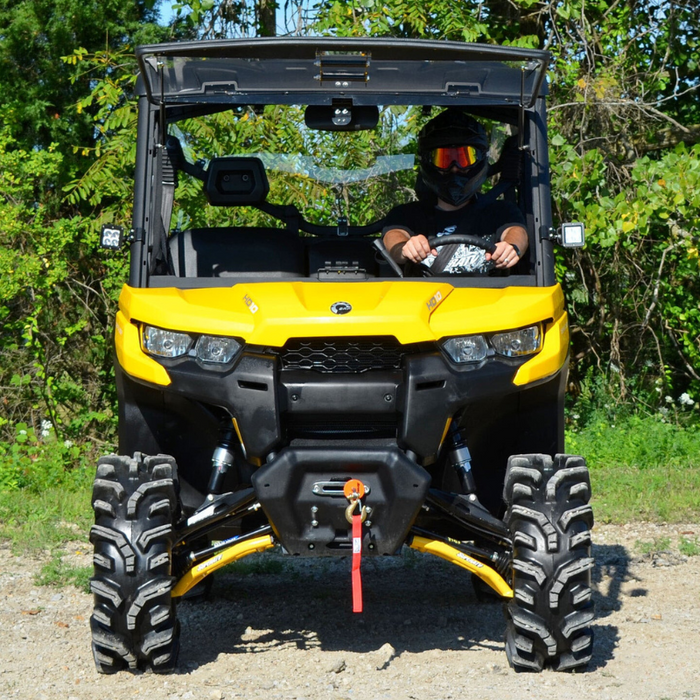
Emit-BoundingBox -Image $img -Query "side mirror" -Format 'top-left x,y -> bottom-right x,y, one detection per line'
304,105 -> 379,131
560,222 -> 585,248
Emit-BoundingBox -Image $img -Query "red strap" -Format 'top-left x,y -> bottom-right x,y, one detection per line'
351,511 -> 363,613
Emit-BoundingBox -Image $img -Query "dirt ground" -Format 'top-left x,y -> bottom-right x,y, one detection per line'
1,522 -> 699,700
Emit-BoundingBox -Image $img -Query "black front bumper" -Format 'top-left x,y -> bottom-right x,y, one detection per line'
251,446 -> 431,556
149,349 -> 525,460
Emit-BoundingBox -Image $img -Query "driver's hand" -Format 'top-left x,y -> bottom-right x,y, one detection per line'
400,234 -> 438,264
487,241 -> 520,269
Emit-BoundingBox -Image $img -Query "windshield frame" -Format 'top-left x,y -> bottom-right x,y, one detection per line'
136,38 -> 550,110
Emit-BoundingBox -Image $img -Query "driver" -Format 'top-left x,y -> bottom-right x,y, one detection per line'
382,108 -> 528,274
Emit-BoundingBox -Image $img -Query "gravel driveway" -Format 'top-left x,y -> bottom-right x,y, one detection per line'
1,522 -> 698,700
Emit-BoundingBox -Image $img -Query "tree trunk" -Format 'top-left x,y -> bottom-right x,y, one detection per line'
258,0 -> 276,36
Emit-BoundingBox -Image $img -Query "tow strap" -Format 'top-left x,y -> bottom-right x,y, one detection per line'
344,479 -> 367,613
351,509 -> 363,612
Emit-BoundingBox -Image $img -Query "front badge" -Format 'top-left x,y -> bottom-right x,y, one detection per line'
331,301 -> 352,315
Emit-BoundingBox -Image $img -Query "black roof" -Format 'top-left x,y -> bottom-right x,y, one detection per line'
136,37 -> 549,109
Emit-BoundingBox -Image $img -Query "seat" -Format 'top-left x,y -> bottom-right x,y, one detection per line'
169,227 -> 306,279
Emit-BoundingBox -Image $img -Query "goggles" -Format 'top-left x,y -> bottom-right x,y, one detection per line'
429,145 -> 482,170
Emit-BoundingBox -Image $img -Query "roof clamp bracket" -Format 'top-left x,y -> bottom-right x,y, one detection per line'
314,52 -> 371,86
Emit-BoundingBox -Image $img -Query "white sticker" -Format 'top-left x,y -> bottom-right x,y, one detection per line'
195,553 -> 223,573
456,551 -> 483,568
243,294 -> 259,314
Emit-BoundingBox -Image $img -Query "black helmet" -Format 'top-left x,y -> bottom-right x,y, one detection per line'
418,109 -> 489,207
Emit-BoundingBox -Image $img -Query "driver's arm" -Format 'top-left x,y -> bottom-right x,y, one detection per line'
488,225 -> 529,269
383,228 -> 437,265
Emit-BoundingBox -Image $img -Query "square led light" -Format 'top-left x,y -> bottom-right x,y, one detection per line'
100,224 -> 124,250
561,222 -> 585,247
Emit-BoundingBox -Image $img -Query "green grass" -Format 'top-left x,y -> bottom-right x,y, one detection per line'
635,537 -> 672,555
35,552 -> 92,593
566,412 -> 700,523
679,537 -> 700,556
0,470 -> 93,552
0,432 -> 95,551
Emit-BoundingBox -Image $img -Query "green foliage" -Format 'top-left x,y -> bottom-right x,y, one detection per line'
554,143 -> 700,407
0,458 -> 93,551
0,0 -> 167,177
35,553 -> 92,593
312,0 -> 491,42
679,537 -> 700,557
0,127 -> 120,442
635,537 -> 672,555
566,407 -> 700,523
0,422 -> 95,492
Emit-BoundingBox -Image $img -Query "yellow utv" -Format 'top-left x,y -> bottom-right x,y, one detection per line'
90,37 -> 594,675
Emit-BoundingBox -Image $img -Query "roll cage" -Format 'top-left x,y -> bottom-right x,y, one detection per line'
128,38 -> 556,289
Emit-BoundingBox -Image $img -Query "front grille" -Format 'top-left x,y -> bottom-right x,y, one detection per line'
279,337 -> 405,373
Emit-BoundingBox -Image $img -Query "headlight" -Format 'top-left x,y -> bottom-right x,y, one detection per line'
441,324 -> 543,364
491,325 -> 542,357
442,335 -> 489,363
142,326 -> 192,358
195,335 -> 242,364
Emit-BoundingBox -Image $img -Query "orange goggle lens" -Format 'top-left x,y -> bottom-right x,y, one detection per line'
430,145 -> 481,170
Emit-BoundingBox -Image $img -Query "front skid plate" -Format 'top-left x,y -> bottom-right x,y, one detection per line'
251,446 -> 431,556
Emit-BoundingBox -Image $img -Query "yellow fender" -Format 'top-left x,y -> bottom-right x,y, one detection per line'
409,535 -> 513,598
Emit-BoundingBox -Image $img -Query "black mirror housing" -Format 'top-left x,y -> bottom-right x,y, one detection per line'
304,105 -> 379,131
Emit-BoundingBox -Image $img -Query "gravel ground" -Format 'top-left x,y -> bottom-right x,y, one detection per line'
1,522 -> 699,700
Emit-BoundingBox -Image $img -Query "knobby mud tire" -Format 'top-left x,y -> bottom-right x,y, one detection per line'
503,453 -> 595,672
89,453 -> 180,674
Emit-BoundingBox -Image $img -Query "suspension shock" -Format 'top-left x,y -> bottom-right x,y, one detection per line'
207,426 -> 238,495
447,423 -> 477,495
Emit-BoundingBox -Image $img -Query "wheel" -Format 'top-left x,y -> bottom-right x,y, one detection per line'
503,454 -> 594,672
90,453 -> 180,674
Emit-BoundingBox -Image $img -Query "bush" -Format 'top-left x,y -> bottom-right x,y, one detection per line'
0,422 -> 96,493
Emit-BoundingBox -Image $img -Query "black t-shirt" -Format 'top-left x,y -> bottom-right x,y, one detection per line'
383,197 -> 525,274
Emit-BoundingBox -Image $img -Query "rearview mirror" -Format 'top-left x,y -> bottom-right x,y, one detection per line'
304,105 -> 379,131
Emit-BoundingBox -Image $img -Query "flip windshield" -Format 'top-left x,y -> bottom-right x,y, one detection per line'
170,105 -> 424,232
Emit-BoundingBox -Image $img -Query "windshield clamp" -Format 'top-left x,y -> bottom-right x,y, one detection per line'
315,52 -> 371,85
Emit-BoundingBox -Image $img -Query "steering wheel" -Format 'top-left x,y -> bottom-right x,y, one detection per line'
426,234 -> 496,254
421,234 -> 497,276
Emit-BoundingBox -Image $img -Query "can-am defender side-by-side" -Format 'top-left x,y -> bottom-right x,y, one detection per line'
90,38 -> 594,674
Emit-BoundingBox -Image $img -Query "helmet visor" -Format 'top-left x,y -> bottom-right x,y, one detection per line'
429,145 -> 483,170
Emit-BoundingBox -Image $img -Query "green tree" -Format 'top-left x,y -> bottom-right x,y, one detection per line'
0,2 -> 169,444
0,0 -> 167,171
309,0 -> 700,408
